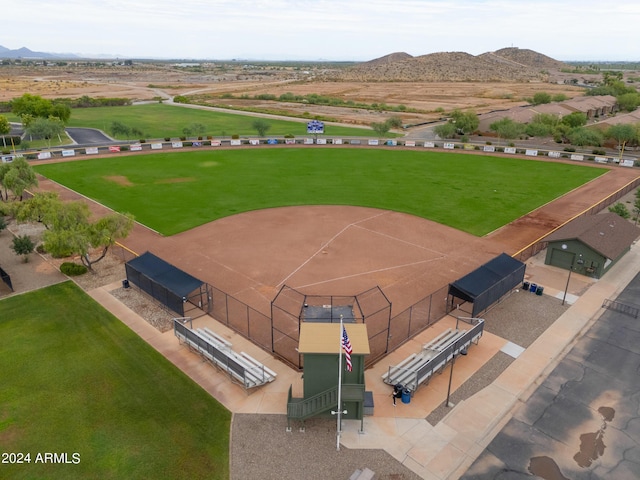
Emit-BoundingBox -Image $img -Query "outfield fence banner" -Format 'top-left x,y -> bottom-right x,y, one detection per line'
86,147 -> 99,154
464,143 -> 474,150
525,149 -> 538,156
444,143 -> 455,149
304,138 -> 314,145
386,140 -> 397,146
333,139 -> 343,145
109,146 -> 121,153
622,159 -> 635,167
249,139 -> 259,146
62,149 -> 75,157
571,154 -> 584,161
37,151 -> 52,160
504,147 -> 516,154
151,142 -> 163,150
316,138 -> 327,145
172,142 -> 183,148
595,156 -> 609,164
548,151 -> 561,158
424,141 -> 435,148
405,140 -> 416,147
230,139 -> 242,146
483,145 -> 495,152
130,143 -> 142,151
285,138 -> 295,145
211,140 -> 221,146
368,139 -> 379,146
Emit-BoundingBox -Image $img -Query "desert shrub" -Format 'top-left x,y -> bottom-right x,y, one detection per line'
60,262 -> 88,276
592,149 -> 606,155
139,139 -> 146,143
231,134 -> 240,139
35,243 -> 46,254
121,145 -> 129,151
179,136 -> 186,141
284,134 -> 295,138
563,147 -> 576,152
164,137 -> 171,142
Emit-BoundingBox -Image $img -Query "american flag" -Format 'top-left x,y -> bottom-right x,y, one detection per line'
342,326 -> 353,372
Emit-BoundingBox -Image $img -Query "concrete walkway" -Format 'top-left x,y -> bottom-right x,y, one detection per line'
87,242 -> 640,480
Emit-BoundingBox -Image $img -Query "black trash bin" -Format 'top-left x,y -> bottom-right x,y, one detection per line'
122,279 -> 130,289
523,281 -> 530,291
536,285 -> 544,296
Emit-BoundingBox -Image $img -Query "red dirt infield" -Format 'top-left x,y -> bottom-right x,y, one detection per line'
33,155 -> 639,319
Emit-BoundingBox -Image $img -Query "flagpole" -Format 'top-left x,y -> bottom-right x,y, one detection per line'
336,314 -> 344,451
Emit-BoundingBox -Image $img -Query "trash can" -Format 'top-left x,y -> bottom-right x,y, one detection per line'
523,281 -> 530,291
536,285 -> 544,296
401,388 -> 411,404
122,279 -> 130,289
529,282 -> 537,293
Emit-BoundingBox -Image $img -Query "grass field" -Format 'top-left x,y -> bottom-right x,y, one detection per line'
65,103 -> 374,139
0,282 -> 230,480
33,148 -> 606,237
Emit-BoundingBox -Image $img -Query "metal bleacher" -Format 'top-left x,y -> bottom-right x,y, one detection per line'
382,318 -> 484,395
173,319 -> 277,389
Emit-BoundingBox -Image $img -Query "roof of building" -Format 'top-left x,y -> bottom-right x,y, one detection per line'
298,323 -> 370,355
544,213 -> 640,260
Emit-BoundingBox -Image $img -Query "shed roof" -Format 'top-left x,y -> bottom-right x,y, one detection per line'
126,251 -> 204,298
544,213 -> 640,259
298,323 -> 370,355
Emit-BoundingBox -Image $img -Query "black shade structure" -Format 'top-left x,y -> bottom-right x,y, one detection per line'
447,253 -> 525,317
125,251 -> 211,317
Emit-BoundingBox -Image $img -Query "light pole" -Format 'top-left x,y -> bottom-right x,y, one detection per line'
562,251 -> 583,306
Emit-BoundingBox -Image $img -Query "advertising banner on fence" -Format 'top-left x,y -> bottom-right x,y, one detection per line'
504,147 -> 516,154
267,139 -> 277,145
316,138 -> 327,145
61,149 -> 75,157
368,139 -> 379,146
571,154 -> 584,161
130,143 -> 142,151
86,147 -> 99,155
285,138 -> 295,145
595,156 -> 609,164
37,151 -> 52,160
230,139 -> 242,146
483,145 -> 495,152
548,151 -> 561,158
172,142 -> 183,148
525,149 -> 538,156
621,159 -> 635,167
424,142 -> 435,148
211,140 -> 221,146
386,140 -> 397,146
249,139 -> 260,146
444,143 -> 455,149
405,140 -> 415,147
333,139 -> 343,145
192,141 -> 202,147
151,142 -> 163,150
464,143 -> 474,150
304,138 -> 314,145
109,146 -> 121,153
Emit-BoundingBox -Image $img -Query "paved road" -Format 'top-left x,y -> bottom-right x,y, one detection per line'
461,273 -> 640,479
65,127 -> 114,145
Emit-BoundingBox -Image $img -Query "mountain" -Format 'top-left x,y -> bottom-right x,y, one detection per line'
333,47 -> 569,82
0,45 -> 76,59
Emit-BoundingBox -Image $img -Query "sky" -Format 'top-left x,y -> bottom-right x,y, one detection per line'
5,0 -> 640,61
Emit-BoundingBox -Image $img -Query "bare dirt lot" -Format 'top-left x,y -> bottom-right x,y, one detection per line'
0,63 -> 584,127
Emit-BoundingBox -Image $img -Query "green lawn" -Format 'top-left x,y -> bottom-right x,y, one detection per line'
66,103 -> 373,139
0,282 -> 230,480
33,148 -> 606,237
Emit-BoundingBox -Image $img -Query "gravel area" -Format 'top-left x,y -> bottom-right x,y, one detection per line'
110,285 -> 175,332
231,414 -> 423,480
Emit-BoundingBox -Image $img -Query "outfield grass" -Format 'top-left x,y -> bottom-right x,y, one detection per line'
66,103 -> 373,139
33,148 -> 606,237
0,282 -> 230,480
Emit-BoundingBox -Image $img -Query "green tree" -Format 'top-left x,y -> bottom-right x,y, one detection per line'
608,202 -> 630,219
489,118 -> 524,142
252,119 -> 271,137
387,116 -> 403,129
109,121 -> 131,138
552,94 -> 568,102
433,122 -> 456,139
561,112 -> 588,128
42,204 -> 134,270
13,191 -> 61,228
370,121 -> 390,137
11,93 -> 70,124
11,234 -> 35,262
0,115 -> 10,135
617,92 -> 640,112
605,123 -> 637,158
1,158 -> 38,200
567,127 -> 603,146
25,117 -> 66,147
532,92 -> 552,105
450,109 -> 479,135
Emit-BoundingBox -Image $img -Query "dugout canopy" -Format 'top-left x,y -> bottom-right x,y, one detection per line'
447,253 -> 525,317
125,251 -> 205,316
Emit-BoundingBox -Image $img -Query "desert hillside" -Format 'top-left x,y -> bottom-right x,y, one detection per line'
332,47 -> 569,82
